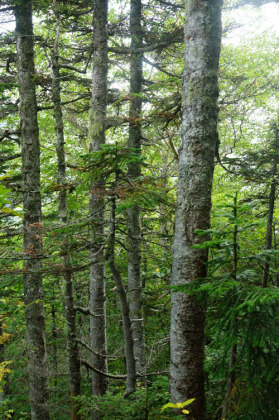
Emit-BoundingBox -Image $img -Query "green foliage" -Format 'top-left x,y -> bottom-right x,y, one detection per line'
1,1 -> 279,419
75,378 -> 184,419
192,195 -> 279,418
161,398 -> 195,415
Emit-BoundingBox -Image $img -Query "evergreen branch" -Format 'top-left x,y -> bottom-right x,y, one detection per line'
37,94 -> 90,111
143,57 -> 180,78
0,153 -> 21,163
0,129 -> 20,144
155,0 -> 184,9
58,63 -> 87,74
109,31 -> 183,55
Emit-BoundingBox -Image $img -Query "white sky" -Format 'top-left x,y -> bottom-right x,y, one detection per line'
224,2 -> 279,44
1,2 -> 279,41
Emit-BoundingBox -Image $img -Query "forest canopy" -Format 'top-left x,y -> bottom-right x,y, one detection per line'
1,0 -> 279,419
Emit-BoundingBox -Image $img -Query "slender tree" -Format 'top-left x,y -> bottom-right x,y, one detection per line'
127,0 -> 145,376
222,193 -> 238,419
88,0 -> 109,397
262,127 -> 279,288
14,1 -> 50,418
107,194 -> 137,396
170,1 -> 222,419
51,1 -> 81,418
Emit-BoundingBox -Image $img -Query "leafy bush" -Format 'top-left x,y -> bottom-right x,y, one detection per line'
75,377 -> 184,419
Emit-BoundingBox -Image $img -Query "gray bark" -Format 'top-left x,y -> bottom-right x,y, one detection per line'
262,180 -> 276,288
14,2 -> 50,418
107,198 -> 137,396
51,2 -> 81,418
127,0 -> 145,376
88,0 -> 109,397
262,135 -> 278,288
170,1 -> 222,419
51,301 -> 58,389
222,194 -> 238,418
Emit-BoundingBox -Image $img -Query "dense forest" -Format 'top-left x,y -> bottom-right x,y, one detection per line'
1,0 -> 279,419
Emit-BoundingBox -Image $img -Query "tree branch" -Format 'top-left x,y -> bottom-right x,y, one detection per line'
0,129 -> 20,144
74,305 -> 103,317
80,359 -> 127,379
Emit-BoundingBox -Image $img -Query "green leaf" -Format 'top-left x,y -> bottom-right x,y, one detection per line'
160,402 -> 178,412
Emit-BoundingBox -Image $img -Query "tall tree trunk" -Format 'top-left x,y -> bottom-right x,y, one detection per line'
262,170 -> 277,288
107,197 -> 137,396
262,128 -> 279,288
273,222 -> 279,286
127,0 -> 145,376
88,0 -> 109,397
222,193 -> 238,419
170,1 -> 222,419
51,301 -> 58,388
14,2 -> 50,418
51,2 -> 81,418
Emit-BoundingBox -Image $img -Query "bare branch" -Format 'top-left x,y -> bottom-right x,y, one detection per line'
74,305 -> 103,318
80,359 -> 127,380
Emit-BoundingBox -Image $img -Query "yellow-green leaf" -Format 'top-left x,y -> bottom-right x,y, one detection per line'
160,402 -> 178,412
182,398 -> 195,406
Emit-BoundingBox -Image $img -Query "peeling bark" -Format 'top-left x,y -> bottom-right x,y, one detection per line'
170,1 -> 222,419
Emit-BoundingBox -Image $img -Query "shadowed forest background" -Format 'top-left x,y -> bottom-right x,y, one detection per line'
1,0 -> 279,419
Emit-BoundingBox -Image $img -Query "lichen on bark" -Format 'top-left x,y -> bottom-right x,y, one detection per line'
170,1 -> 222,419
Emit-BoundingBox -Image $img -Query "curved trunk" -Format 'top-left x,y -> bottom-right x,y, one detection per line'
170,1 -> 222,419
107,198 -> 137,396
15,2 -> 50,418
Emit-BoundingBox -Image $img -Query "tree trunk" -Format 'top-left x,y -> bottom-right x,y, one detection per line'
127,0 -> 145,376
222,343 -> 237,418
170,1 -> 222,419
51,301 -> 58,388
51,2 -> 81,418
14,2 -> 50,418
262,178 -> 276,288
262,128 -> 279,288
88,0 -> 109,397
107,197 -> 137,396
222,193 -> 238,419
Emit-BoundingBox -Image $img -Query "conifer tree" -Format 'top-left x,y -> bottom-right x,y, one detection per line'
170,1 -> 222,418
127,0 -> 145,377
14,1 -> 50,418
88,0 -> 109,397
51,1 -> 81,418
